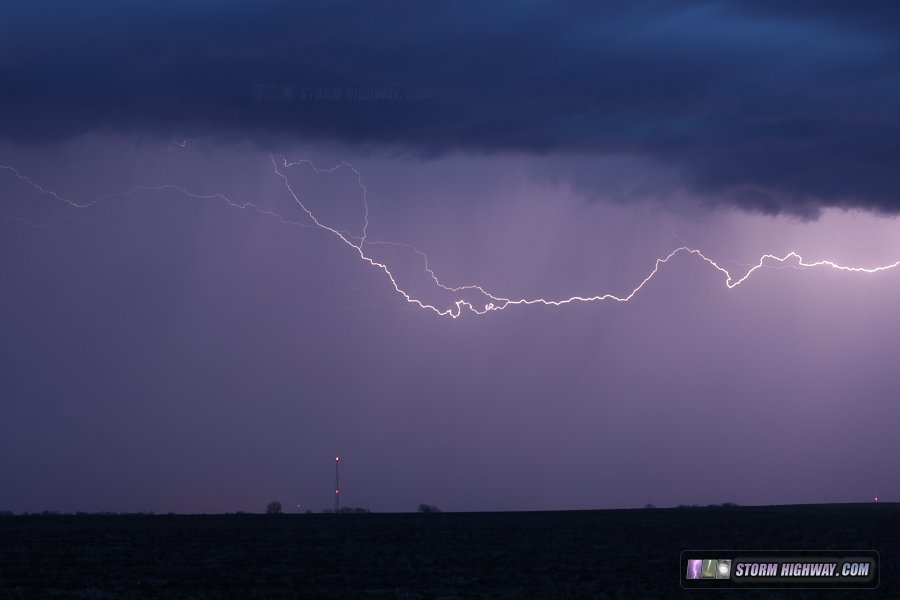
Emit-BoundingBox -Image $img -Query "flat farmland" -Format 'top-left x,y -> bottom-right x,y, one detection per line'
0,504 -> 896,599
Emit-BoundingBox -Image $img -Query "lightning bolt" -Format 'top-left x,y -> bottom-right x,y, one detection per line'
3,156 -> 899,319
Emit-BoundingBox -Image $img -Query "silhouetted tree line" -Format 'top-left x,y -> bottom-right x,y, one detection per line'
418,504 -> 441,513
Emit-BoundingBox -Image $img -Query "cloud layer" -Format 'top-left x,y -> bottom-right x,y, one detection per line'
2,1 -> 900,215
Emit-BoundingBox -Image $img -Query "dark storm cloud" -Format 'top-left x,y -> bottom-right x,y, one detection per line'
3,1 -> 900,215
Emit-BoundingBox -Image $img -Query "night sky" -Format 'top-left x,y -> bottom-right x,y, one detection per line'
1,2 -> 899,514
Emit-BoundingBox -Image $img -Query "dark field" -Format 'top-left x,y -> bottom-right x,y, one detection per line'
0,503 -> 896,599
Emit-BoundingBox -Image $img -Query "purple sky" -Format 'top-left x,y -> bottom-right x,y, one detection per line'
1,136 -> 897,513
2,2 -> 900,513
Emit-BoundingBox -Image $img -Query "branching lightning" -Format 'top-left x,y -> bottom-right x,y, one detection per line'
2,156 -> 900,319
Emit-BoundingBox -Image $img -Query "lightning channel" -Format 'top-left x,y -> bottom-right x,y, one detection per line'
3,156 -> 899,319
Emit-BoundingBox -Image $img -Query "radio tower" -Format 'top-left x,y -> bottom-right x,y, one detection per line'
334,456 -> 340,513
